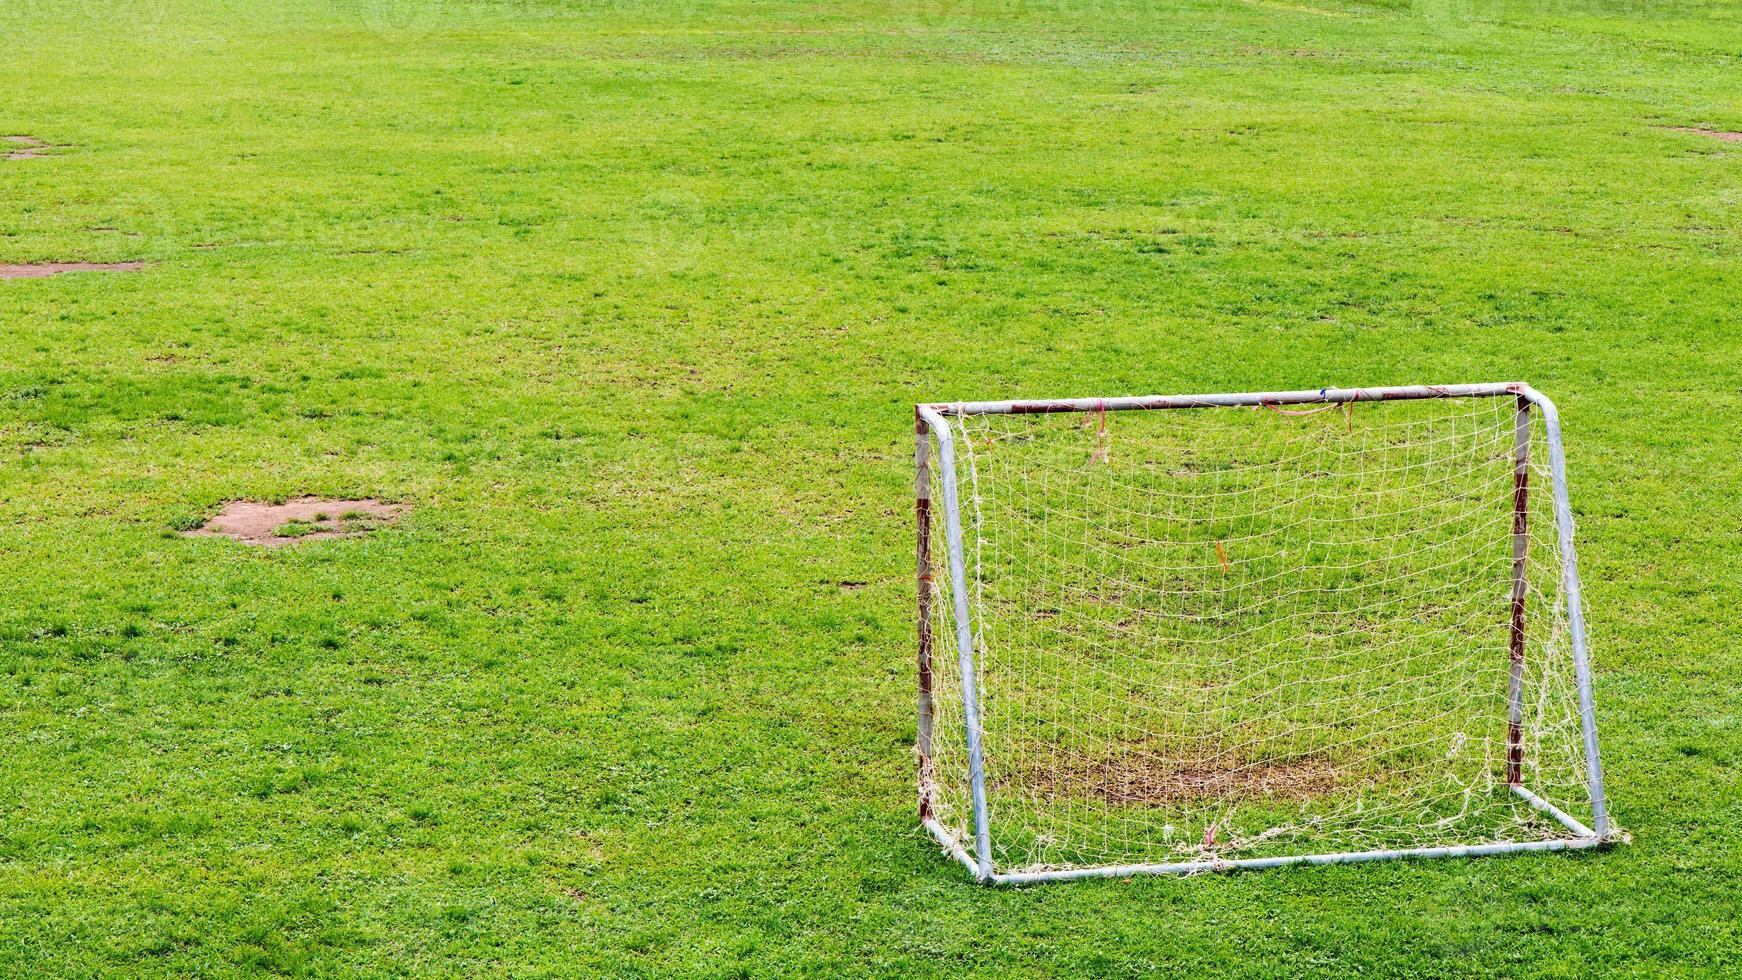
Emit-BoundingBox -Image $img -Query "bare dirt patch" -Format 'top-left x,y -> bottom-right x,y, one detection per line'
184,498 -> 407,547
0,262 -> 145,279
1030,749 -> 1347,807
1665,126 -> 1742,144
5,135 -> 54,160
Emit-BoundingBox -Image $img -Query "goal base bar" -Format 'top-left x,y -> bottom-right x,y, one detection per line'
923,817 -> 981,877
927,786 -> 1606,886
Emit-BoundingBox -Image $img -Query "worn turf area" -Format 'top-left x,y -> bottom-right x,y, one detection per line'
1,0 -> 1739,975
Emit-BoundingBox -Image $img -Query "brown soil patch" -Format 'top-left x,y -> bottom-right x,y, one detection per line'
1665,126 -> 1742,143
184,498 -> 407,547
0,262 -> 145,279
1030,750 -> 1347,807
5,135 -> 53,160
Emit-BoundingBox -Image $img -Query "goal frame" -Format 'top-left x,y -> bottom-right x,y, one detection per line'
914,382 -> 1612,885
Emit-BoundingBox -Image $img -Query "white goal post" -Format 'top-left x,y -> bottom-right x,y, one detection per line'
914,383 -> 1615,884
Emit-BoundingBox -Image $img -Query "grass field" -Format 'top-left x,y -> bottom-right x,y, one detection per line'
2,0 -> 1740,974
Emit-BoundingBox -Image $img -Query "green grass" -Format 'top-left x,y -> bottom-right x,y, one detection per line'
1,0 -> 1739,974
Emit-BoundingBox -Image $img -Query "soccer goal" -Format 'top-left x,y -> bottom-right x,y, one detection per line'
914,383 -> 1614,884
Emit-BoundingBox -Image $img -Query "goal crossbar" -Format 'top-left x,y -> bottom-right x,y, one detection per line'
928,382 -> 1527,417
914,382 -> 1612,885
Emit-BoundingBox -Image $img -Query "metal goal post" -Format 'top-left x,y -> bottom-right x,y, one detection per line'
913,383 -> 1613,885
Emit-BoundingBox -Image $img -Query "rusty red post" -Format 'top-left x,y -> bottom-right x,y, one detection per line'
1506,395 -> 1531,785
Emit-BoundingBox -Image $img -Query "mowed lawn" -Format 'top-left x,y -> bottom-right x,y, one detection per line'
2,0 -> 1739,974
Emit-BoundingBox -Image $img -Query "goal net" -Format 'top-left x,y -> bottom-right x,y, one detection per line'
915,385 -> 1612,883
